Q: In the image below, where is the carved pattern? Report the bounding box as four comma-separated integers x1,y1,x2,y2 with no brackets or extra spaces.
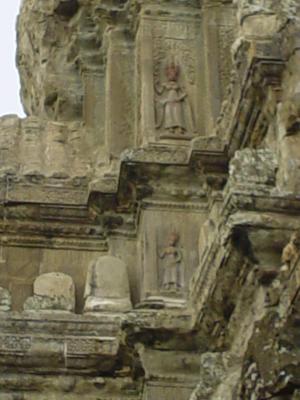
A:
0,234,107,252
0,335,32,352
141,199,207,212
163,40,196,86
152,21,197,86
66,338,117,355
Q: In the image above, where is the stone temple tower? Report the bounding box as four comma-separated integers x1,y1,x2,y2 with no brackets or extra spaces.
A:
0,0,300,398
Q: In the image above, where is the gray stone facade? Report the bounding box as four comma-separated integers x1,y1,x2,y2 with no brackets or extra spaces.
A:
0,0,299,398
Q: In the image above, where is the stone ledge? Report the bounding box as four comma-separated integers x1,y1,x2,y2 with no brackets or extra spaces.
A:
0,312,122,373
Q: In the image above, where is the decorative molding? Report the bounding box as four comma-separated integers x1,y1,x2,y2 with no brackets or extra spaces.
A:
0,334,32,353
141,198,208,212
121,146,191,165
66,336,118,356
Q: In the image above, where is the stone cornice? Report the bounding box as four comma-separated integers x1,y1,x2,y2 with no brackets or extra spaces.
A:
190,183,300,326
0,311,121,373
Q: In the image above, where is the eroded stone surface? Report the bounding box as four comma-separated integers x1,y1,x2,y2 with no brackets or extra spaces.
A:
84,255,132,313
24,272,75,312
0,0,299,398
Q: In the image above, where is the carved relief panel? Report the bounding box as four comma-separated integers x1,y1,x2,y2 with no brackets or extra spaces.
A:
137,6,203,145
138,208,204,308
159,231,185,292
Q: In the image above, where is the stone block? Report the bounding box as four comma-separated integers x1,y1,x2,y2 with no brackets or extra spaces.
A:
229,148,278,187
24,272,75,312
84,255,132,313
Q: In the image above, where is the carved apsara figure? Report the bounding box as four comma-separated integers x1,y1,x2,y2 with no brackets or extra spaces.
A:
281,230,300,269
155,63,195,136
159,231,184,291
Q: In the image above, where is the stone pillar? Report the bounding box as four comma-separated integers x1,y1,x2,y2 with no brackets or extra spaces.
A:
83,70,106,151
20,117,44,176
137,14,156,144
202,1,237,134
105,27,135,158
45,122,69,178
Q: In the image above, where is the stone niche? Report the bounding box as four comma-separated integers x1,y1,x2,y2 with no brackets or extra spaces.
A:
0,246,104,312
136,1,237,144
83,255,132,313
138,207,204,309
136,3,203,145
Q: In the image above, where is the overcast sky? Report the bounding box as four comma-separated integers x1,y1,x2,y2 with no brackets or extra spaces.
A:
0,1,25,117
